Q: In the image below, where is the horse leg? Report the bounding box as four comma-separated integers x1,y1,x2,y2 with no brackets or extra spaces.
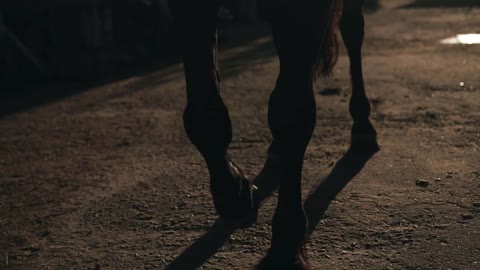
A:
257,8,324,269
171,1,253,219
340,0,380,153
257,70,315,270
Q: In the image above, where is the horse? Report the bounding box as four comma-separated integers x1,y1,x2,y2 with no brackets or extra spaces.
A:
169,0,379,269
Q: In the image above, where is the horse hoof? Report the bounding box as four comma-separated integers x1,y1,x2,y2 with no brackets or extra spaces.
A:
256,248,312,270
349,134,380,154
211,160,256,221
349,121,380,155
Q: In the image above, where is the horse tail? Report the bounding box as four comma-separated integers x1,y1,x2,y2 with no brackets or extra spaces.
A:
315,0,342,77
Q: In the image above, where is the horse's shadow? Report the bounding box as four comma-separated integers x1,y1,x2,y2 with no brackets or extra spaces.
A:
164,147,377,269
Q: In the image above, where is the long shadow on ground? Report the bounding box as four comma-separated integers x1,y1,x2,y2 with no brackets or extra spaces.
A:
164,147,378,269
0,23,273,118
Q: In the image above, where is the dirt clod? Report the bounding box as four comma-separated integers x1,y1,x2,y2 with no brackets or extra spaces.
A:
415,179,430,187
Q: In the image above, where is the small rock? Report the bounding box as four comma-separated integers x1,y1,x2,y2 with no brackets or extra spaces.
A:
462,214,474,220
473,202,480,208
434,177,442,182
416,179,429,187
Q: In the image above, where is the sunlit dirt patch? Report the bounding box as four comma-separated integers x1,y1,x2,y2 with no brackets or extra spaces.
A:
441,34,480,45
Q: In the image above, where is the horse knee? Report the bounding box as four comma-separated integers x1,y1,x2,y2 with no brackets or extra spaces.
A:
183,99,232,159
268,89,316,148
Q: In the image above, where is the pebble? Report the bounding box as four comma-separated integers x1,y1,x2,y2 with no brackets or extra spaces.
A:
473,202,480,208
462,214,474,220
416,179,429,187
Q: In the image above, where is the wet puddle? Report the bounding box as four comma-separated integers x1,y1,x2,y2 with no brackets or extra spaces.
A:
441,34,480,45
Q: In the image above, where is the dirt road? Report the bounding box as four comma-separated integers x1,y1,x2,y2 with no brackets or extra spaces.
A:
1,3,479,270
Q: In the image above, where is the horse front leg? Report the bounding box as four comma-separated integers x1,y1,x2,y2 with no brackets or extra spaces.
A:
256,68,315,270
256,12,320,263
171,1,253,219
340,0,380,153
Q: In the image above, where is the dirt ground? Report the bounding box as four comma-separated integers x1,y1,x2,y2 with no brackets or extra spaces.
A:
1,2,479,270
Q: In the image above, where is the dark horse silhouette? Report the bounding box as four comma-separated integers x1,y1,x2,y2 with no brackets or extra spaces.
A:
169,0,379,269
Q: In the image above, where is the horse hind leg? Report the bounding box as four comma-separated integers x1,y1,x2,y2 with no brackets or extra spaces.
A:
340,0,380,153
171,1,254,219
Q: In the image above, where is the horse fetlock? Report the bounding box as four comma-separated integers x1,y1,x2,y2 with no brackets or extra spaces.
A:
271,208,308,247
349,94,371,118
